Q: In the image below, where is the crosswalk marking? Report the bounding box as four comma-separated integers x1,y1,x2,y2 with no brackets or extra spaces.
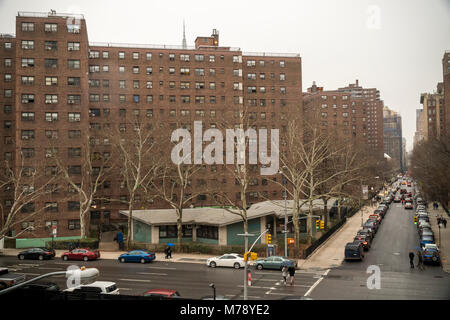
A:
119,279,152,283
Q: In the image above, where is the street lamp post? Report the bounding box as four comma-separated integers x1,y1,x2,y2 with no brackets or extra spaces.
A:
0,267,99,296
283,190,288,257
209,283,216,300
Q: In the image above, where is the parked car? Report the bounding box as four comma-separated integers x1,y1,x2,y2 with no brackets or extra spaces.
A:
20,282,60,291
405,202,414,210
416,205,426,212
143,289,181,298
364,221,378,233
420,229,434,239
357,228,374,241
418,221,431,232
369,214,382,224
423,246,440,265
118,250,156,264
420,235,435,248
17,248,55,261
253,256,297,270
353,234,371,251
206,253,245,269
344,242,364,261
416,214,429,223
64,281,119,294
62,248,100,261
0,268,26,290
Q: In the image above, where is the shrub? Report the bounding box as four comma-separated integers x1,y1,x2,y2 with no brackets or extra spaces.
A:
46,238,99,250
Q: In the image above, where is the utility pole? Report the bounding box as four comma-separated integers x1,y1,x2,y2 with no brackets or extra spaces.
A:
283,190,288,257
238,229,268,300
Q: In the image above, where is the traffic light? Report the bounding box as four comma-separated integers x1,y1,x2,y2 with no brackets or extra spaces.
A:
414,216,418,224
244,252,257,261
316,220,320,230
266,233,272,244
320,220,324,230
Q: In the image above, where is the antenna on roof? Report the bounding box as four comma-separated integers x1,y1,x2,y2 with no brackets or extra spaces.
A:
182,19,187,49
49,9,56,16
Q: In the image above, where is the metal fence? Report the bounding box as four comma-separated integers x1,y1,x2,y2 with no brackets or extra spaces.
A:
302,206,358,259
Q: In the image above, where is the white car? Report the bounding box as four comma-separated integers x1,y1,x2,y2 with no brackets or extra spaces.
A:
64,281,120,294
206,253,245,269
423,243,439,250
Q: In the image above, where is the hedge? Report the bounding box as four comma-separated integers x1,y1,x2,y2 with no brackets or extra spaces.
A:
45,238,99,250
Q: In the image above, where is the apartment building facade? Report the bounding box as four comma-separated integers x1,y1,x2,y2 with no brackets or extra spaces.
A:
419,82,444,141
383,106,403,172
443,51,450,137
337,80,384,158
0,12,302,239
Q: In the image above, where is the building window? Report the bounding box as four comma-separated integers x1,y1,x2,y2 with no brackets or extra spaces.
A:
21,76,34,85
21,58,34,67
45,112,58,122
45,59,58,68
195,54,204,62
180,54,190,61
169,53,175,61
68,59,80,69
21,94,35,104
45,77,58,86
21,40,34,49
68,220,81,230
44,41,57,51
45,23,57,32
196,226,218,240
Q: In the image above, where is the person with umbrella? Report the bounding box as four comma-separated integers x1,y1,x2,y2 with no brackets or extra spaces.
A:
408,251,415,269
165,243,174,259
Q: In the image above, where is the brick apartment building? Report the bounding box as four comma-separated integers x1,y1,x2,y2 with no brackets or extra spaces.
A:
0,12,302,239
303,81,384,159
419,82,445,141
337,80,385,157
443,51,450,137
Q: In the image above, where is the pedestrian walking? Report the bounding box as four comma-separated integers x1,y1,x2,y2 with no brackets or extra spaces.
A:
408,251,415,269
443,218,447,228
117,230,124,251
281,265,288,285
68,242,73,252
165,246,172,259
288,264,296,286
416,250,424,270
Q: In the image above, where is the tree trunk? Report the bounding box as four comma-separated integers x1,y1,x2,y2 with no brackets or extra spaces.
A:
80,209,86,239
293,194,301,252
127,194,135,250
323,197,330,228
177,208,183,244
307,200,313,243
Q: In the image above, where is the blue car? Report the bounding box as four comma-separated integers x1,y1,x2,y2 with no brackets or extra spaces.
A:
118,250,156,264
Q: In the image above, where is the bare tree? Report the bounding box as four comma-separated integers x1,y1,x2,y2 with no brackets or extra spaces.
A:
51,134,111,239
112,120,161,249
0,155,57,240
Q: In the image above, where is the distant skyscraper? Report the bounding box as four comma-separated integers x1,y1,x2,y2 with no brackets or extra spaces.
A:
383,106,403,172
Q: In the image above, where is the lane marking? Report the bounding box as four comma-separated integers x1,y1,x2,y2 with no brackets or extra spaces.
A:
226,295,260,299
137,272,168,276
304,269,330,297
22,273,40,276
119,279,152,283
37,267,63,270
145,266,176,270
118,288,133,291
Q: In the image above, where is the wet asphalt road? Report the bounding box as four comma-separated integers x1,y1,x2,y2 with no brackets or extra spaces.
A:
309,198,450,300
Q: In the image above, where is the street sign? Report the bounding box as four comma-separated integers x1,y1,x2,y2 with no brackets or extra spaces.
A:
320,220,324,230
287,238,295,245
52,225,57,237
362,185,369,200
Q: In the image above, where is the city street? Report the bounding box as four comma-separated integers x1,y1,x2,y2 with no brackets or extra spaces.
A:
0,255,327,299
309,199,450,299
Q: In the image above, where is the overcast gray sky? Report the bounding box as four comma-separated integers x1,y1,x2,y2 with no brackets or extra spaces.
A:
1,0,449,152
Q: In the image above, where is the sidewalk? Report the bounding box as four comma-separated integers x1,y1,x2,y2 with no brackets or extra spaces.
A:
299,204,377,270
428,205,449,273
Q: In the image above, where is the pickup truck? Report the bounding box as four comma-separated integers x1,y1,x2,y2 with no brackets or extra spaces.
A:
0,267,26,290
